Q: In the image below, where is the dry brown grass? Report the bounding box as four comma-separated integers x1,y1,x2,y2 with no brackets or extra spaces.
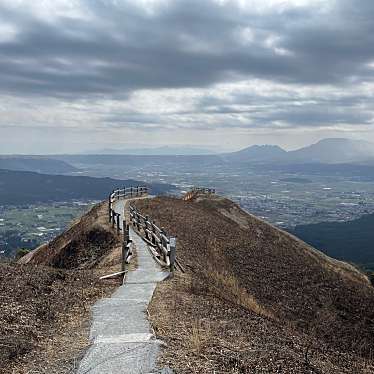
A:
138,195,374,373
0,263,120,374
207,270,274,320
2,201,125,373
187,320,212,354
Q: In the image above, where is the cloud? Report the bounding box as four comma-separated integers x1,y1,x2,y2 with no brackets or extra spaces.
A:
1,0,374,98
0,0,374,151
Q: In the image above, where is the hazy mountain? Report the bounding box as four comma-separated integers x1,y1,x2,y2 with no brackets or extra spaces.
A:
224,144,287,161
288,138,374,163
0,169,174,205
6,138,373,176
225,138,374,164
0,157,77,174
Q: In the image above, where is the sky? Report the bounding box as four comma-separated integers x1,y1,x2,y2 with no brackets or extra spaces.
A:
0,0,374,153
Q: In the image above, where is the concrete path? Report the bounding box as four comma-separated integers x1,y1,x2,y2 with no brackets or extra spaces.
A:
77,199,170,374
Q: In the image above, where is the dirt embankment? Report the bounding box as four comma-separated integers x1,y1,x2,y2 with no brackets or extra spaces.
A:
1,201,123,374
20,202,120,269
135,195,374,373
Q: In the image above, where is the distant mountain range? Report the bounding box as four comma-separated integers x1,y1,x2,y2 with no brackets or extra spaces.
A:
0,169,173,205
86,138,373,163
1,139,374,178
0,156,77,174
227,138,374,164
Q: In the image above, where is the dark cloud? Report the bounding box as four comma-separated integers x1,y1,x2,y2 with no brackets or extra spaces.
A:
0,0,374,151
1,0,374,99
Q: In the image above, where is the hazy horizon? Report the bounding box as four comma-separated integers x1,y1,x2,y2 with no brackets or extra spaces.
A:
0,136,372,156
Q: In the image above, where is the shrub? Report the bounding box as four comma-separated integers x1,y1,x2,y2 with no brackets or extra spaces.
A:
15,248,31,260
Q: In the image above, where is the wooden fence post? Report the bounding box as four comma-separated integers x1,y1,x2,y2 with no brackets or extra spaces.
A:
145,216,150,241
116,213,121,234
112,211,116,228
138,214,141,232
122,221,130,271
152,222,156,246
108,194,112,223
169,237,176,273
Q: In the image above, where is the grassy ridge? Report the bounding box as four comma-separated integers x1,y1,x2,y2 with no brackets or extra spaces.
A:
136,195,374,373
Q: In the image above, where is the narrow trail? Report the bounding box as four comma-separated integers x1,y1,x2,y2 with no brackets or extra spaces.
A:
77,198,170,374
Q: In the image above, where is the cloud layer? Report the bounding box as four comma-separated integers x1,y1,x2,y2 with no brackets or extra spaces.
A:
0,0,373,152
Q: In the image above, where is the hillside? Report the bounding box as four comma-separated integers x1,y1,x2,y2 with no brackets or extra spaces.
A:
288,138,374,164
20,202,119,269
2,202,125,373
291,213,374,269
224,144,287,161
0,169,172,205
0,156,77,174
135,195,374,373
4,193,374,372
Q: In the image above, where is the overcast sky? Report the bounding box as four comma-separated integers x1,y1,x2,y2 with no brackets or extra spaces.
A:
0,0,373,153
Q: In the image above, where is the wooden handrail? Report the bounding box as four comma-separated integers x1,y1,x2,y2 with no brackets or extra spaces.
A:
129,204,176,271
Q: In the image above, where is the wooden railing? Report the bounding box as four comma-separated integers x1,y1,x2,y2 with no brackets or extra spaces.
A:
108,186,148,270
108,186,148,233
107,186,176,272
183,186,216,201
129,204,176,272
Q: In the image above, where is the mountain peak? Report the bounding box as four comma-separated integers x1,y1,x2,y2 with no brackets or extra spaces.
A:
290,138,374,163
227,144,287,161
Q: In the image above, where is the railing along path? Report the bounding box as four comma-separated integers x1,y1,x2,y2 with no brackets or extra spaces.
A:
108,185,176,272
129,205,176,271
183,186,216,201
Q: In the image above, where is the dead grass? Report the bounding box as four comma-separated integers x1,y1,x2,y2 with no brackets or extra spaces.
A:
207,270,274,320
2,200,125,373
187,319,212,354
138,195,374,373
150,272,374,373
0,263,120,374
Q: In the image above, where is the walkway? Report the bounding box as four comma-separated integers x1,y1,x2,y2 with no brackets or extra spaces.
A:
77,199,169,374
